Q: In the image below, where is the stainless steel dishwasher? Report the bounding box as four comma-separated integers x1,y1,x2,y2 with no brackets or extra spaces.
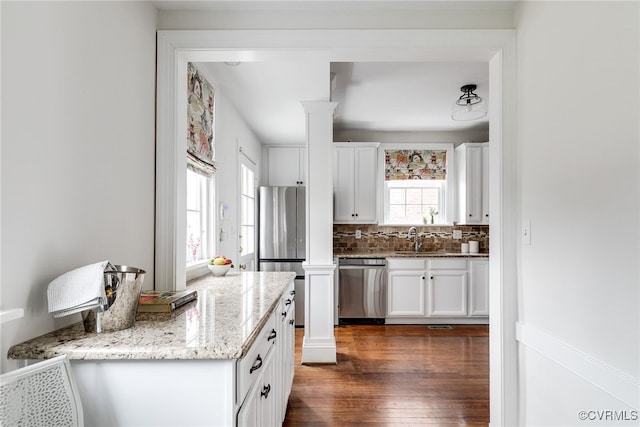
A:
338,258,387,323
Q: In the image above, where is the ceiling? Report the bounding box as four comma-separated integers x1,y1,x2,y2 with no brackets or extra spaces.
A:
199,61,489,145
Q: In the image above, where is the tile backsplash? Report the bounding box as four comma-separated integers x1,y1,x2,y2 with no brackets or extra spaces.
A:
333,224,489,254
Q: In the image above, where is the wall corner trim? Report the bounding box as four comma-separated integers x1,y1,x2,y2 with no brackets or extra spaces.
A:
516,322,640,409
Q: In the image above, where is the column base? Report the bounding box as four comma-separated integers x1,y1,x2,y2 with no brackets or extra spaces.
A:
301,262,337,364
301,336,337,364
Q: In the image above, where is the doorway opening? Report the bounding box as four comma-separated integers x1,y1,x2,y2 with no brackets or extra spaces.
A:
155,29,517,425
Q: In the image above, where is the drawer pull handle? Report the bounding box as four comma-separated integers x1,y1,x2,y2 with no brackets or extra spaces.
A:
290,290,296,295
282,311,287,318
261,384,271,399
289,319,294,325
268,329,277,341
285,299,292,306
250,355,263,374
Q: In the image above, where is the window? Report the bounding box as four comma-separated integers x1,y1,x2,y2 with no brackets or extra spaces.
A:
186,167,214,265
239,162,256,264
385,180,446,224
382,144,454,225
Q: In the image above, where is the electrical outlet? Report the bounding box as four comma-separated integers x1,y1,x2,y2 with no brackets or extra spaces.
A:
355,229,362,239
452,230,462,239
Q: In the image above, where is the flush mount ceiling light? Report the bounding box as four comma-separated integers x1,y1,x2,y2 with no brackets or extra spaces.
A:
451,84,488,121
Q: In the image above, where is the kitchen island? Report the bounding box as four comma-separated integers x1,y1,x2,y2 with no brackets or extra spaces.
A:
8,271,297,427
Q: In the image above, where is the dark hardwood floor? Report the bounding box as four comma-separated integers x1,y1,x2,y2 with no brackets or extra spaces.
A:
283,324,489,426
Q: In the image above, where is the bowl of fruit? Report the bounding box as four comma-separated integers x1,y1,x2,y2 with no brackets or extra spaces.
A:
208,256,234,277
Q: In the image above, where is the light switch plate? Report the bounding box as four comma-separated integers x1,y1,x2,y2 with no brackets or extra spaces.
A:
522,220,531,245
355,229,362,239
452,230,462,239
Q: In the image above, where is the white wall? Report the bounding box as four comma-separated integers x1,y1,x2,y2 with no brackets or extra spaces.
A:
516,2,639,424
0,1,157,373
157,6,514,31
208,87,263,265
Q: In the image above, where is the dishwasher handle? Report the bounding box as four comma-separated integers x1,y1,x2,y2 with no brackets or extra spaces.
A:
338,264,387,270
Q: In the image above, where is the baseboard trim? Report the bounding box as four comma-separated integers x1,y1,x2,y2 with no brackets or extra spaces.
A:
516,322,639,409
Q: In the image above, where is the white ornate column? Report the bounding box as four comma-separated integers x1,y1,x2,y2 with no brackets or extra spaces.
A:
301,101,337,364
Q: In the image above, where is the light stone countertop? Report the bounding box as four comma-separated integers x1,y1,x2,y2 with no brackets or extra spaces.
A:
8,271,296,361
335,251,489,258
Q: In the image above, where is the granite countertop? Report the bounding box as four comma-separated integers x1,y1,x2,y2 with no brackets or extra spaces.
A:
335,251,489,258
8,271,296,361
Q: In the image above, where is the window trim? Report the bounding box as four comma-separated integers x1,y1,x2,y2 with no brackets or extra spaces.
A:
378,142,455,226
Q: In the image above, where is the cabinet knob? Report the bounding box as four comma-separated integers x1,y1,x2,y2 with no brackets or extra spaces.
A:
469,214,472,217
430,276,434,280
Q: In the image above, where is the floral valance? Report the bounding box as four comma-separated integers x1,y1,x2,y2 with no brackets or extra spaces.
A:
187,62,216,177
384,149,447,180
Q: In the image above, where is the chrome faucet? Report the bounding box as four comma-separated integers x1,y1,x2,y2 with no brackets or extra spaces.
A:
407,226,421,253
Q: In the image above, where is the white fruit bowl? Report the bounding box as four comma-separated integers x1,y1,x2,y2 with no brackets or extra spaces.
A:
208,264,231,277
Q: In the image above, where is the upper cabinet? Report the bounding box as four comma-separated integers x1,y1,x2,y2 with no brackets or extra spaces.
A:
265,145,306,186
456,142,489,225
333,143,379,223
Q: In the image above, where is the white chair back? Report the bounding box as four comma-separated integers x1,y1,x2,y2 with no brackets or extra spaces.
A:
0,355,83,427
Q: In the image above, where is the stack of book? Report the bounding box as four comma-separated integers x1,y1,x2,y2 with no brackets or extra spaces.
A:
136,290,198,319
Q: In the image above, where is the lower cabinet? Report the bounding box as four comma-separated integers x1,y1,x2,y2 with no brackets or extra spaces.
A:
386,257,489,324
238,347,276,426
427,258,468,317
469,259,490,316
238,280,295,427
387,260,426,317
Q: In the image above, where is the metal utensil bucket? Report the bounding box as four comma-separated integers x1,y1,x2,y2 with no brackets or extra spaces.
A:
82,265,145,333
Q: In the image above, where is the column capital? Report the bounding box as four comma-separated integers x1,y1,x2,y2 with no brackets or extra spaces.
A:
300,101,338,114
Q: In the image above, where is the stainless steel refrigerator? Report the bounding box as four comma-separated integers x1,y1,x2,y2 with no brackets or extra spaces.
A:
257,186,305,325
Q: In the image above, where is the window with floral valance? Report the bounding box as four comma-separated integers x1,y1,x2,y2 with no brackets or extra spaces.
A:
384,149,447,180
381,146,453,225
187,62,216,177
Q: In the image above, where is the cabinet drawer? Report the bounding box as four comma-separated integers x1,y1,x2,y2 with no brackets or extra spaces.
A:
386,258,426,270
237,313,277,405
428,258,468,270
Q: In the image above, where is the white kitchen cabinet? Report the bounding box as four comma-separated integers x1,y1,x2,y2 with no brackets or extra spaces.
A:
468,258,489,316
385,257,488,324
428,271,467,316
427,258,468,317
277,282,296,423
238,344,276,427
387,270,426,317
333,143,379,223
456,142,489,224
238,283,296,427
265,145,306,186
